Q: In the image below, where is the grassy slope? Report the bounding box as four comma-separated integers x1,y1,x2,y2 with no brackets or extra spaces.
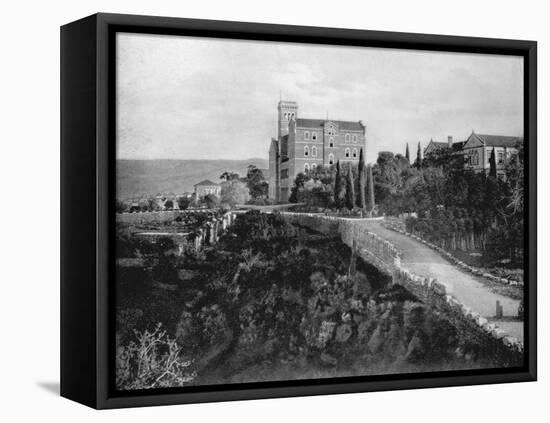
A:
117,159,268,199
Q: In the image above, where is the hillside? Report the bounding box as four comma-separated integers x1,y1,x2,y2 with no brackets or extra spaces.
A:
116,159,269,199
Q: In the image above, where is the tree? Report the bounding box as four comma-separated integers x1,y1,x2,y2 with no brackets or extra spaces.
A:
345,164,356,210
204,193,220,209
220,179,249,208
414,142,423,168
358,148,366,210
116,200,128,213
219,171,240,181
246,165,268,199
489,147,497,178
177,196,192,210
334,160,343,209
289,172,308,203
366,164,375,216
405,143,410,163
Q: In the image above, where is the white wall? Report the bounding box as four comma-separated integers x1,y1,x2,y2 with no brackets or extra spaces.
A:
1,0,546,421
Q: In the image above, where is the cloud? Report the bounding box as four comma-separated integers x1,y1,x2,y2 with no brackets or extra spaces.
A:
117,33,523,164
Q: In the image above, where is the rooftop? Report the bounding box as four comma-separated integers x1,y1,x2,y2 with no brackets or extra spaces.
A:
194,179,219,187
296,118,364,131
473,133,523,148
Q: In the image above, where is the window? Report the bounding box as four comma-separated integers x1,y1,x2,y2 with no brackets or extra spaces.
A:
304,145,309,157
328,153,335,165
352,148,357,158
312,163,317,170
304,163,310,172
345,148,350,158
312,132,317,140
469,150,479,165
312,146,317,157
345,134,350,143
304,131,310,140
281,169,289,179
329,137,334,147
352,135,357,144
327,126,336,136
498,152,504,164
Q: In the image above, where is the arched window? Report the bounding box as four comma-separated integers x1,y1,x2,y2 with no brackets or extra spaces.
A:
345,148,350,158
304,131,310,140
304,163,310,172
304,145,309,157
345,134,350,143
328,153,335,165
312,163,317,170
312,146,317,157
329,137,334,148
352,148,357,158
312,132,317,141
352,135,357,144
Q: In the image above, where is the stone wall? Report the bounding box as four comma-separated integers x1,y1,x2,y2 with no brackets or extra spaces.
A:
281,213,398,276
281,212,523,363
116,209,214,225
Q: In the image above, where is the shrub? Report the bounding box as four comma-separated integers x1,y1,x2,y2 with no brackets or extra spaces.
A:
116,324,195,390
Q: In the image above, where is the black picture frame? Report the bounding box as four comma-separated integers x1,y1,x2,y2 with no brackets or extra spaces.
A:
61,12,537,409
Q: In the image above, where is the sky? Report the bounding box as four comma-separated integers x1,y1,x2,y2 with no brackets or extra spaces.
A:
116,33,524,164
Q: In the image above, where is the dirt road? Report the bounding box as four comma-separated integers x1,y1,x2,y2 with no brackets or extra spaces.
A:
363,221,523,342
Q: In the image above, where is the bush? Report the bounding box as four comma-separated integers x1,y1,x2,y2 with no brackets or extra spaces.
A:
246,198,276,206
116,324,195,390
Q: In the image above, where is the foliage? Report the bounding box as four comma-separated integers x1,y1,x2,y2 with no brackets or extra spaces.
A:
414,142,422,168
220,179,249,208
116,200,128,213
177,196,192,210
204,193,220,209
116,324,195,390
246,165,268,199
345,164,356,210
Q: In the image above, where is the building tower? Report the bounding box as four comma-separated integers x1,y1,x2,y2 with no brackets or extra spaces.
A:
277,100,298,139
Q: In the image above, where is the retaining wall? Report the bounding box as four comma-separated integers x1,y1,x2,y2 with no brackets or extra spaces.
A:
116,209,214,225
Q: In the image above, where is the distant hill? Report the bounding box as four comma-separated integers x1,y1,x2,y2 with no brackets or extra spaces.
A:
117,159,269,199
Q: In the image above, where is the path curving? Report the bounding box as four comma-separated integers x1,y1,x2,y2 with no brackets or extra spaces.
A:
361,220,523,343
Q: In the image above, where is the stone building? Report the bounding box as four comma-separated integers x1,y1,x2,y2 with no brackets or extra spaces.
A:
461,132,522,178
424,136,466,156
423,132,522,179
268,100,366,201
194,179,221,198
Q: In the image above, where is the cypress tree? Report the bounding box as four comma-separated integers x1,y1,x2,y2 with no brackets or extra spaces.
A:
358,148,366,210
334,160,342,208
489,147,497,178
414,141,422,168
346,164,355,210
366,164,375,216
405,143,410,163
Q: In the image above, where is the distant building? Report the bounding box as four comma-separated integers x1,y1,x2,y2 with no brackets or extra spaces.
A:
269,100,366,201
462,132,522,179
424,136,466,155
194,179,221,198
423,132,522,179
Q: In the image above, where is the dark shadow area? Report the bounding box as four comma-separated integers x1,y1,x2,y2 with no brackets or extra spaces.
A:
36,381,60,396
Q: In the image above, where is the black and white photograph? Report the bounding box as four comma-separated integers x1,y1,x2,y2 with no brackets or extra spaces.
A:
114,32,526,391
